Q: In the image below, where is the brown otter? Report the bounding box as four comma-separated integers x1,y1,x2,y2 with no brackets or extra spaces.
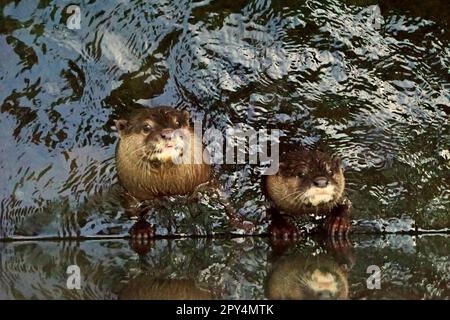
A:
115,107,252,240
265,254,349,300
264,150,351,239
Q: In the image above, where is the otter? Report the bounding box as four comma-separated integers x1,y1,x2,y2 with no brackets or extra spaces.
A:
264,150,351,239
265,254,349,300
115,107,252,240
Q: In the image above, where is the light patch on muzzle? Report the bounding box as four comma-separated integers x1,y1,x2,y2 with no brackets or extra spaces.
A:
150,134,186,162
308,270,338,294
303,185,335,206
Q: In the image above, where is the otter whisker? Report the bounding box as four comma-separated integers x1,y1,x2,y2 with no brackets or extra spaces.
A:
293,273,309,285
293,192,306,203
279,190,306,202
129,145,148,156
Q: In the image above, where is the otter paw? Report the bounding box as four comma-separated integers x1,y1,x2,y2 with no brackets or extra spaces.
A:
327,237,355,271
269,218,301,240
129,238,155,255
230,218,256,233
129,219,155,240
326,214,350,238
129,219,155,255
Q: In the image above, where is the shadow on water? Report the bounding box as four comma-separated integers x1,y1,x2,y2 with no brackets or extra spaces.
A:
0,234,448,299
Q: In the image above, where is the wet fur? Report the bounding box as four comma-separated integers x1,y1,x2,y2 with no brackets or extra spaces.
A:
266,255,348,300
118,276,212,300
115,107,211,201
264,150,346,216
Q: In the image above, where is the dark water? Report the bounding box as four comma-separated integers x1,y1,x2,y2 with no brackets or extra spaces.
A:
0,235,448,299
1,0,449,238
0,0,449,299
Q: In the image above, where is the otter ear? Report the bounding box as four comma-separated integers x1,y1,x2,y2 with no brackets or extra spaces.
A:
278,162,288,174
181,110,190,126
114,119,128,136
332,156,343,170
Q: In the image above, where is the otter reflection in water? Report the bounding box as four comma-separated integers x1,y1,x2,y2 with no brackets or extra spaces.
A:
265,245,353,300
264,150,351,239
114,107,253,241
118,276,213,300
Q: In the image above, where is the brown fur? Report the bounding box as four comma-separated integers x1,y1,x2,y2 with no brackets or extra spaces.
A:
115,107,211,201
266,255,348,300
264,150,345,216
118,277,213,300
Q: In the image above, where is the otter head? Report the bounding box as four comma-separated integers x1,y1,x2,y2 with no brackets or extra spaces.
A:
115,107,191,165
114,107,210,199
267,151,345,212
302,267,347,299
266,255,349,300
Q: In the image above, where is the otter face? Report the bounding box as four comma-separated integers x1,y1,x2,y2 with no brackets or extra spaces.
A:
266,256,349,300
115,107,191,164
282,151,343,206
268,151,345,211
305,269,341,299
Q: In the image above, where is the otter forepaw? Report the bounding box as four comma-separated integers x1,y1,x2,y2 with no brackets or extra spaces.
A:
129,219,155,255
327,237,355,272
130,218,155,255
230,217,256,233
269,217,301,240
130,218,155,239
326,214,350,238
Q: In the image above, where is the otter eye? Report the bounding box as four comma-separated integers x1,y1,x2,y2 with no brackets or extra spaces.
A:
142,124,152,134
328,169,334,175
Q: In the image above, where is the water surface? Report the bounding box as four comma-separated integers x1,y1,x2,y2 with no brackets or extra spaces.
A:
0,235,448,299
0,1,449,239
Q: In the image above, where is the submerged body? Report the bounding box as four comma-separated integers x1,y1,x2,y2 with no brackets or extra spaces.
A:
264,150,351,238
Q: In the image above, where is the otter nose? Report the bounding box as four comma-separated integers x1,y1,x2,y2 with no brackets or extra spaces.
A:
317,290,333,299
313,177,329,188
160,129,174,140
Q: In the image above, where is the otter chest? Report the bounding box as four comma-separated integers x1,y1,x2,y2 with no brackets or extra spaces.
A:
118,162,210,200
